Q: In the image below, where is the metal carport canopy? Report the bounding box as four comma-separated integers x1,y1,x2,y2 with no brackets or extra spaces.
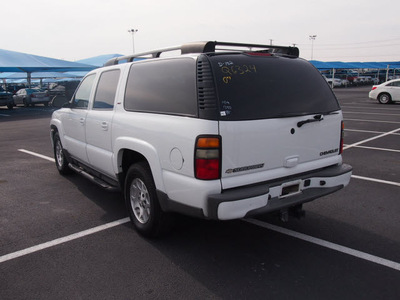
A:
309,60,400,70
0,49,96,73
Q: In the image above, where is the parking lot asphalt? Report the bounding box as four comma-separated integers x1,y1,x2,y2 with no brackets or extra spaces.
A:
0,86,399,299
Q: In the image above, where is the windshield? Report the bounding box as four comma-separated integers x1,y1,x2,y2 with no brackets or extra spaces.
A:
208,54,340,121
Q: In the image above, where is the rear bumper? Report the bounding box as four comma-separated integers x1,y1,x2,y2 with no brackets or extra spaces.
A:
368,91,377,99
207,163,352,220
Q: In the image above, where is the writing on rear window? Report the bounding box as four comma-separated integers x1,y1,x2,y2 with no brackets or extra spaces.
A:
219,64,257,84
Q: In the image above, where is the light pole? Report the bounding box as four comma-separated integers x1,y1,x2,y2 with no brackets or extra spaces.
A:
309,35,317,60
128,29,138,54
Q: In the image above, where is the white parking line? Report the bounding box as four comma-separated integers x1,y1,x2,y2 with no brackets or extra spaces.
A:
18,149,55,162
245,219,400,271
0,218,130,264
341,105,400,112
351,175,400,187
343,128,400,150
343,111,400,117
344,144,400,153
345,118,400,124
1,216,399,273
7,149,399,271
345,129,400,136
0,113,11,117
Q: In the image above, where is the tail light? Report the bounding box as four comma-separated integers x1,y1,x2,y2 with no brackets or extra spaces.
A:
339,121,344,154
195,136,221,180
371,86,377,90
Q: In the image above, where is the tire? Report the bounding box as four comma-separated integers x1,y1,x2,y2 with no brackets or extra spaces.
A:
7,103,13,110
378,93,392,104
23,99,28,107
124,162,169,237
53,132,72,175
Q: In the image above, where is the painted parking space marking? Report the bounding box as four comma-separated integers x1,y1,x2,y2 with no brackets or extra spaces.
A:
343,111,400,117
345,118,400,124
10,149,399,270
343,104,400,108
2,215,399,273
351,175,400,187
344,144,400,153
18,149,55,162
343,128,400,150
0,218,130,264
345,129,400,136
245,219,400,272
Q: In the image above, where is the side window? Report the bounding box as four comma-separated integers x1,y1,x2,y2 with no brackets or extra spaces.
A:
93,69,120,109
72,74,95,108
124,59,197,116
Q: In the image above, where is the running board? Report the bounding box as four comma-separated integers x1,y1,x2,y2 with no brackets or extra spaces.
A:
68,163,119,191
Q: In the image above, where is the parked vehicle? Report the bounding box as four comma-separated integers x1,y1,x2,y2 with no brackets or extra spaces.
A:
0,87,14,109
326,77,343,87
369,78,400,104
47,84,66,97
13,88,51,107
50,41,352,237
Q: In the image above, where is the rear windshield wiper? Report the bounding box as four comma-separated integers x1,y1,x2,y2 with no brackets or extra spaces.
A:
297,114,324,128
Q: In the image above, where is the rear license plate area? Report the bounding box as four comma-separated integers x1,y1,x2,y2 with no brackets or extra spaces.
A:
279,180,301,198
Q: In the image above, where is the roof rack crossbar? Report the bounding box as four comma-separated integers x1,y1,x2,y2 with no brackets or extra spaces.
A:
104,41,299,66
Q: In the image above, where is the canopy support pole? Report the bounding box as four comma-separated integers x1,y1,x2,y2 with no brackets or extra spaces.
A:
386,65,389,82
27,72,31,88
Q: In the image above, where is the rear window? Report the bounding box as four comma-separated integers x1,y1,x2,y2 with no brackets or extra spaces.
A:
208,54,340,121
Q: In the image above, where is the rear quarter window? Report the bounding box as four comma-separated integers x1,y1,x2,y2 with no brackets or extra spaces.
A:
209,54,340,121
124,58,197,117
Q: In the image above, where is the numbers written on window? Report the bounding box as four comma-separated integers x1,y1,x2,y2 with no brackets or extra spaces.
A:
219,64,257,84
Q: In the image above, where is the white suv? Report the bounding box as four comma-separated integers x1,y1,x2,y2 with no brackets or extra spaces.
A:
50,41,352,237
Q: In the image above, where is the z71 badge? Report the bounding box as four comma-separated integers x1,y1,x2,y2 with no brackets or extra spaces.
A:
225,163,264,174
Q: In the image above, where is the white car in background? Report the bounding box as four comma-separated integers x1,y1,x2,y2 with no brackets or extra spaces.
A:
369,78,400,104
326,77,343,87
13,88,51,107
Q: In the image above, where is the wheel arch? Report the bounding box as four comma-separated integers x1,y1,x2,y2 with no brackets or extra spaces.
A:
378,92,392,103
50,118,64,146
114,138,164,192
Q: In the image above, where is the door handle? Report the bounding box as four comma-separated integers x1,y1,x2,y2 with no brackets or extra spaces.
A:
101,121,108,131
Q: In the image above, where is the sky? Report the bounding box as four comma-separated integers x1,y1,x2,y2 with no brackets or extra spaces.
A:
2,0,400,63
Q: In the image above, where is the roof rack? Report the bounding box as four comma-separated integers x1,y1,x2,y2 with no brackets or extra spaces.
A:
104,41,299,66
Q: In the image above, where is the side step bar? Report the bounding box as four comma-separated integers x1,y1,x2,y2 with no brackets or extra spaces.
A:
68,163,119,192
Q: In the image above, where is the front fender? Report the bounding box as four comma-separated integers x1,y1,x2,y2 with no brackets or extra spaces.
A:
50,115,66,147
